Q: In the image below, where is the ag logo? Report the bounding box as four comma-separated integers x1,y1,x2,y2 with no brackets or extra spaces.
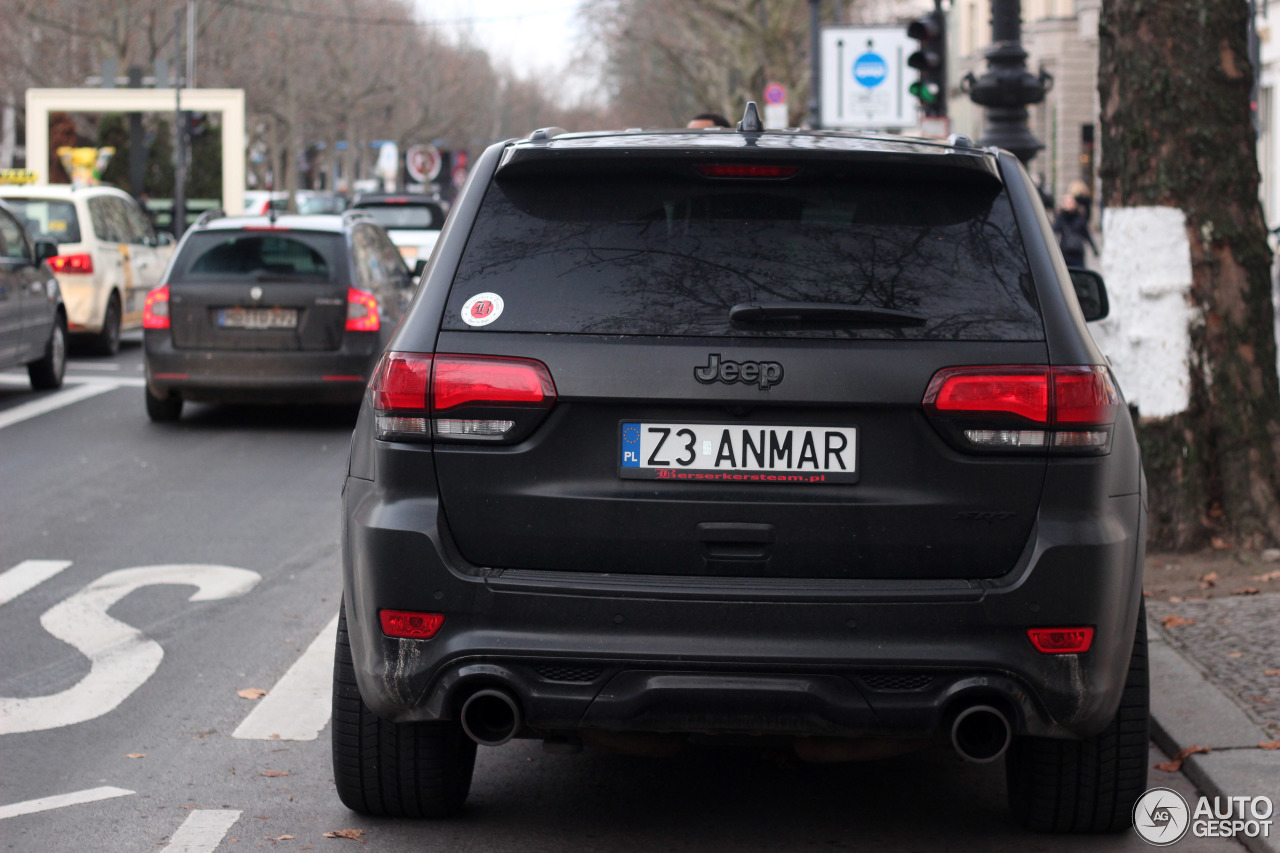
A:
1133,787,1190,846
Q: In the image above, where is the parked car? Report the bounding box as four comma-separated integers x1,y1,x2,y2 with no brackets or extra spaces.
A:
347,193,446,267
0,200,66,390
242,190,346,217
0,184,175,354
335,113,1148,832
141,211,413,421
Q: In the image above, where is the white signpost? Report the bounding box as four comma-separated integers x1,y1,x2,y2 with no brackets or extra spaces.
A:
820,26,915,131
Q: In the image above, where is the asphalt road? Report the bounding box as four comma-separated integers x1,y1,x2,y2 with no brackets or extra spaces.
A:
0,336,1243,852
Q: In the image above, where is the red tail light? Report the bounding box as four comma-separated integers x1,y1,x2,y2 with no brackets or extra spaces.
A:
345,287,380,332
1027,627,1094,654
370,352,557,442
142,284,170,329
696,163,799,179
923,366,1118,454
48,252,94,274
380,610,445,639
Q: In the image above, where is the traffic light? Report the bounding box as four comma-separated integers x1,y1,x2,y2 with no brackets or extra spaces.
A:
185,111,208,140
907,10,947,117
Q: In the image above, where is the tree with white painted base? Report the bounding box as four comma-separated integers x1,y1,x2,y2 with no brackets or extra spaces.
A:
1097,0,1280,550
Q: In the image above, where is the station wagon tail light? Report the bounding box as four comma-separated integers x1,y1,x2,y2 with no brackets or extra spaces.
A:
1027,627,1094,654
142,284,170,329
380,609,445,639
923,366,1118,455
370,352,557,442
47,252,93,274
345,287,380,332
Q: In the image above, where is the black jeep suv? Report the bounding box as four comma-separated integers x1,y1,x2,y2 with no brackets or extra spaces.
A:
336,113,1147,832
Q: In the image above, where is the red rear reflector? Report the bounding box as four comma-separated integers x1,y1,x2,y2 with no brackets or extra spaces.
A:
371,353,433,412
345,287,380,332
926,368,1049,423
697,163,799,179
379,610,445,639
432,355,556,411
1027,627,1094,654
142,284,171,329
48,252,94,274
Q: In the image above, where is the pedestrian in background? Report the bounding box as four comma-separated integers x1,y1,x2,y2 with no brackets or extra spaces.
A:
1053,191,1097,268
687,113,731,129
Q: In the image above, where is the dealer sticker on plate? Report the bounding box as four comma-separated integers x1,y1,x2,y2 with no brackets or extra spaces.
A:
619,422,857,484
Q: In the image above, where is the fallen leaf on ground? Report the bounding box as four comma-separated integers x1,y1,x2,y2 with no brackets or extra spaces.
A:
1254,569,1280,581
1260,741,1280,750
1211,536,1231,550
1199,571,1219,588
1265,669,1280,676
1153,744,1211,772
323,829,364,840
271,835,295,841
1232,587,1260,596
261,770,290,777
125,753,146,759
1228,652,1244,658
1169,596,1184,603
237,688,268,700
1161,614,1196,628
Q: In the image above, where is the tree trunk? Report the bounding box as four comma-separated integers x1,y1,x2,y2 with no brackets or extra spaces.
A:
1099,0,1280,549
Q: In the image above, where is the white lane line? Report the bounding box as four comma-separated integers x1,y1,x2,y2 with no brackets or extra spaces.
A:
233,613,338,741
65,361,120,371
0,786,134,820
160,809,242,853
0,374,145,388
0,383,116,430
0,565,262,735
0,560,72,607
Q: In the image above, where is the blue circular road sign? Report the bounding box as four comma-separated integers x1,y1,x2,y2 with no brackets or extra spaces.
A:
853,52,888,88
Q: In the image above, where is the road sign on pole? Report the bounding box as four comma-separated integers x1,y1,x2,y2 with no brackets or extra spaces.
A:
405,144,441,183
821,26,915,130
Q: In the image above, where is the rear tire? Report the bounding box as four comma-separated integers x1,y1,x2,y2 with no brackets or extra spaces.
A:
1006,604,1149,832
145,385,183,422
28,314,67,390
93,294,122,356
332,602,476,817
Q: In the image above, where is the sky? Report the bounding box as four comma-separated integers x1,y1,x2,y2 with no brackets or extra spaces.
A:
413,1,591,81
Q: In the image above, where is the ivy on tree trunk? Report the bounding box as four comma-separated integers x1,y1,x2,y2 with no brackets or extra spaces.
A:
1099,0,1280,549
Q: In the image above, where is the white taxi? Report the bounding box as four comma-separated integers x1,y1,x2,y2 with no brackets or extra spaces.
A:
0,184,176,354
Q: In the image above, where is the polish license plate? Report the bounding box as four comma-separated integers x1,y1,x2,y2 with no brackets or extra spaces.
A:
619,422,858,484
217,307,298,329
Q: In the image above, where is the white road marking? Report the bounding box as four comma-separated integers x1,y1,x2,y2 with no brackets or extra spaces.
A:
0,565,261,735
0,786,134,820
0,383,116,430
0,560,72,607
160,809,242,853
65,361,120,370
234,613,338,741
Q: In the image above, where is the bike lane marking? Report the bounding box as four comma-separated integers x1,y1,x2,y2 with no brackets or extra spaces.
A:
0,383,116,430
233,612,338,741
0,786,134,820
0,560,72,606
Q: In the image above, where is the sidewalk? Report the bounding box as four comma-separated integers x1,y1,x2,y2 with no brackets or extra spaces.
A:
1146,592,1280,853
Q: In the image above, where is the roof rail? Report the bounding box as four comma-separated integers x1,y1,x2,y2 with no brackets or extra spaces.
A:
529,126,566,142
193,208,225,228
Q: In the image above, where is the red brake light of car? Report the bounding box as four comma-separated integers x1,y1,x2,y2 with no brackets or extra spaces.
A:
142,284,170,329
242,225,291,231
379,610,445,639
432,355,557,411
696,163,799,179
923,366,1118,454
47,252,94,274
370,352,433,440
1027,627,1094,654
345,287,380,332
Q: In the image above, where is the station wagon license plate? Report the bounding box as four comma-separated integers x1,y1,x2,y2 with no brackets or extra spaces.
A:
217,307,298,329
619,422,858,484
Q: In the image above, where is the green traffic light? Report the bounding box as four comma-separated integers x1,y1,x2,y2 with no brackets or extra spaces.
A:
909,81,938,105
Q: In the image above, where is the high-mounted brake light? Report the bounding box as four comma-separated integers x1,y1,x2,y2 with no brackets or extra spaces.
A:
142,284,170,329
380,610,445,639
696,163,799,179
1027,627,1094,654
47,252,94,274
345,287,380,332
923,366,1118,455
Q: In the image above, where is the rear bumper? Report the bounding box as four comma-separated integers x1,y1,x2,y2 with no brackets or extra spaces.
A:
341,445,1146,742
144,331,379,404
58,274,105,333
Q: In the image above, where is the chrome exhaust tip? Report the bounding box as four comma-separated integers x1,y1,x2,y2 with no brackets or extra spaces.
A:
460,689,522,747
950,704,1012,763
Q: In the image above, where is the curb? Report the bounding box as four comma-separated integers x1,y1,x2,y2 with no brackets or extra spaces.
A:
1148,617,1280,853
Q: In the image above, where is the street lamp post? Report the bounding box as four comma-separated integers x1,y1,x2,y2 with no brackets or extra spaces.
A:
960,0,1052,165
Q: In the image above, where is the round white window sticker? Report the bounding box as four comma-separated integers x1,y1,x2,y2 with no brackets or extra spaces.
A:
461,292,504,327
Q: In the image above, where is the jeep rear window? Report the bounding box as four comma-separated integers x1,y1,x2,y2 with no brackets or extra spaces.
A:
444,171,1042,340
171,232,341,282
